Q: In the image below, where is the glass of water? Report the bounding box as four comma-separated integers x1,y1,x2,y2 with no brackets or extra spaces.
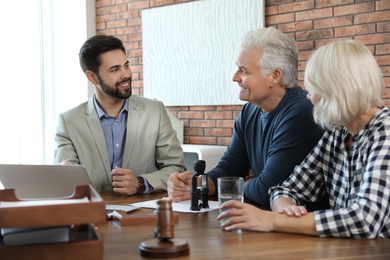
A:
217,177,244,227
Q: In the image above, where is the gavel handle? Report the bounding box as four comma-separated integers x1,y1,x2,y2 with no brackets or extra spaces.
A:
112,211,179,226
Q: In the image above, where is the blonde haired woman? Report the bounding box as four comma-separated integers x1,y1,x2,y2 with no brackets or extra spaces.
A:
218,40,390,239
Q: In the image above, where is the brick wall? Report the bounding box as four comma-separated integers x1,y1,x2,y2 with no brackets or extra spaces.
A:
96,0,390,146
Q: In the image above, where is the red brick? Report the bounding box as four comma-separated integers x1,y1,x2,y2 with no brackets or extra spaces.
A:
355,33,390,45
175,0,193,3
295,8,333,21
189,137,217,145
167,106,189,112
132,80,143,88
316,0,354,8
98,28,116,35
185,128,203,136
107,4,127,13
266,13,295,25
204,111,233,120
266,0,295,5
204,128,232,137
190,106,216,111
334,2,375,16
278,21,313,32
96,0,116,8
266,6,278,16
296,29,333,41
178,111,204,119
128,1,150,10
279,1,314,13
314,16,353,29
298,50,314,61
297,41,315,51
378,22,390,33
96,14,117,22
96,8,107,15
376,55,390,66
217,105,242,111
130,64,143,73
118,11,136,19
117,26,141,35
107,19,127,28
150,0,175,7
96,22,106,30
131,73,140,81
116,0,137,3
354,10,390,24
335,24,375,37
377,44,390,55
216,120,235,128
128,48,142,57
190,120,216,128
376,0,390,11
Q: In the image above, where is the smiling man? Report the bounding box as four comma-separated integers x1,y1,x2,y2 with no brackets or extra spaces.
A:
54,35,185,195
167,27,324,208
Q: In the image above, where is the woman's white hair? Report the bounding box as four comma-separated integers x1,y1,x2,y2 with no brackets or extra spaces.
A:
240,27,298,88
304,40,384,129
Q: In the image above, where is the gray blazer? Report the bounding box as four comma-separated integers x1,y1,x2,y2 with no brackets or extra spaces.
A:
54,95,186,193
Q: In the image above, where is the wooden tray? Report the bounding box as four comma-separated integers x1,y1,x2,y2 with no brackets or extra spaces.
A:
0,185,107,228
0,224,103,260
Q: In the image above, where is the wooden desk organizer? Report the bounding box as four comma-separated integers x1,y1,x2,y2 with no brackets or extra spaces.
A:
0,185,107,260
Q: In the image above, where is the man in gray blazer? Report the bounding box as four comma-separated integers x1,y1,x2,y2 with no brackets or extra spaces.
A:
54,35,186,195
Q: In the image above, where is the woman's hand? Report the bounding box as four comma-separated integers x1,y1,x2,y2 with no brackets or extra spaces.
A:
217,200,274,232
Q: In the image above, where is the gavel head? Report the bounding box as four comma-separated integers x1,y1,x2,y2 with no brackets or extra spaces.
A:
155,199,174,240
193,160,206,175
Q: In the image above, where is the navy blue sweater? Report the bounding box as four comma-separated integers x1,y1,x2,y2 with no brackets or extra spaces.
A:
207,87,324,207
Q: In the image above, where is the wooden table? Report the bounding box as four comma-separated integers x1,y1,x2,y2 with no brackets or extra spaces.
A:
99,193,390,260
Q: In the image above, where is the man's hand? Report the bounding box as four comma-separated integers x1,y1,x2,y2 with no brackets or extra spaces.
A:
167,171,192,202
111,168,138,195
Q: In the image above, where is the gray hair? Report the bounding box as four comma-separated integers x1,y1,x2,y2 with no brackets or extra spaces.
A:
304,40,384,129
240,27,298,88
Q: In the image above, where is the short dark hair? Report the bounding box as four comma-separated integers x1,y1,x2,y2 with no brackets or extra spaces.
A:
79,34,126,74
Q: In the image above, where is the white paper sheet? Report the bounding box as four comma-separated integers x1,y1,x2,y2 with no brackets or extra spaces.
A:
130,198,219,213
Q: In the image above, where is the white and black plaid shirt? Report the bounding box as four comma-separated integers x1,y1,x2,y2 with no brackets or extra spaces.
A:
270,107,390,239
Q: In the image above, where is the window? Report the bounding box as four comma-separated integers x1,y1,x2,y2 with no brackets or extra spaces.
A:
0,0,95,164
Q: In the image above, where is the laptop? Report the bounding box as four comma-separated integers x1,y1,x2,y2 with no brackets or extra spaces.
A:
0,164,94,199
0,164,139,216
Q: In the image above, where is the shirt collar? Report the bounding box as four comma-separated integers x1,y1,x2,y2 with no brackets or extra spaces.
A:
93,95,129,119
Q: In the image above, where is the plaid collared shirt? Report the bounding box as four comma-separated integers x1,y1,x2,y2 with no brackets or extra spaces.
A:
270,107,390,239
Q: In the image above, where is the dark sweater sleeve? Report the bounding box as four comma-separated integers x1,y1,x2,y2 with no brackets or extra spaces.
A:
244,99,324,207
207,105,252,192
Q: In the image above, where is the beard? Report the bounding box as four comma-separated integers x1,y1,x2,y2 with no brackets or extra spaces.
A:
97,74,132,99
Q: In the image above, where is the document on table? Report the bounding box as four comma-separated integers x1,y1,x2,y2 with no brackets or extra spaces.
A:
130,198,219,213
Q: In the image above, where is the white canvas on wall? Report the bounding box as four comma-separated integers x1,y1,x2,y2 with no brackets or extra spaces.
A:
142,0,264,106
